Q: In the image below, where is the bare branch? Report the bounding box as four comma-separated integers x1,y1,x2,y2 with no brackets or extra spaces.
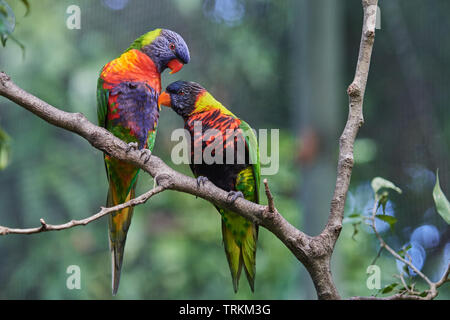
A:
350,294,429,301
263,179,275,213
321,0,378,246
305,0,379,300
0,186,165,235
436,264,450,287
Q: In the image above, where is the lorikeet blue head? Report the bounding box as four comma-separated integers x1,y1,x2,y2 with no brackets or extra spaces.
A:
129,28,190,74
159,80,205,117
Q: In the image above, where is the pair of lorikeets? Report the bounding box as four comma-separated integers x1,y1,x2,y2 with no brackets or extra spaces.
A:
97,28,260,295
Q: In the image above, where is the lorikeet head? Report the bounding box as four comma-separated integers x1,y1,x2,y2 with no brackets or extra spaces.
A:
129,28,190,74
158,81,206,118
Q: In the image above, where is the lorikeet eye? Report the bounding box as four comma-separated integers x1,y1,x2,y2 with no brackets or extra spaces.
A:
169,43,176,51
179,90,185,96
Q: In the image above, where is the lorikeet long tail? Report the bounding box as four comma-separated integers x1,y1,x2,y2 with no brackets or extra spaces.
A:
221,208,258,292
221,163,259,292
106,178,137,295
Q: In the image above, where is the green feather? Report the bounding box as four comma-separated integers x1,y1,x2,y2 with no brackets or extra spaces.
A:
239,120,260,202
96,76,108,128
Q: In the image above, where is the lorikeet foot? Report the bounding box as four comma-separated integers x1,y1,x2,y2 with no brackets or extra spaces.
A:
126,142,138,153
227,191,244,203
139,149,152,163
196,176,209,188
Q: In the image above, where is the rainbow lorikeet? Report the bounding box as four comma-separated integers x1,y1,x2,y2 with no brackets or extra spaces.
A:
97,29,190,295
158,81,260,292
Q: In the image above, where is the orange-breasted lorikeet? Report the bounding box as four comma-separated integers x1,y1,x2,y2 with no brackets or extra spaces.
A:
159,81,260,292
97,29,190,295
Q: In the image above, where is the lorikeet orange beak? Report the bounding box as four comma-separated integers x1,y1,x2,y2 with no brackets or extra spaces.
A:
158,91,172,108
168,59,184,74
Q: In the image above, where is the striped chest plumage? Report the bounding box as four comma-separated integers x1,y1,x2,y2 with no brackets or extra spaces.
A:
185,109,250,191
185,109,247,160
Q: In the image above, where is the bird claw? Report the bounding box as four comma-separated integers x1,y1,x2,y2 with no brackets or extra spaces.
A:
140,149,152,164
196,176,208,188
126,142,138,153
227,191,244,203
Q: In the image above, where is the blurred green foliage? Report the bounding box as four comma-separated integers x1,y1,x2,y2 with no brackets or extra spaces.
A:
0,0,448,299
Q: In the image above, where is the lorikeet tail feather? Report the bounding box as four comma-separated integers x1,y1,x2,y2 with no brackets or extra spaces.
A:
222,220,258,292
222,220,242,293
107,182,136,295
241,224,258,292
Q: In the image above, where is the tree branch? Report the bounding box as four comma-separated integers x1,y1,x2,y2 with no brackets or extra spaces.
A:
0,185,165,235
305,0,379,299
263,179,275,213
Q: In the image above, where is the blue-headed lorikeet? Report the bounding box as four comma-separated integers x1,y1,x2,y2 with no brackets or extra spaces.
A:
97,29,190,295
158,81,260,292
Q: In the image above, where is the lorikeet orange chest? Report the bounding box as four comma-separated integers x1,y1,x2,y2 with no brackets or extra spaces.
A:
100,49,161,149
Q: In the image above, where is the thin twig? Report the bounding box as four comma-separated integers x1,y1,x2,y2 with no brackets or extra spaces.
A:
368,200,434,287
0,185,165,235
263,179,275,213
352,199,450,300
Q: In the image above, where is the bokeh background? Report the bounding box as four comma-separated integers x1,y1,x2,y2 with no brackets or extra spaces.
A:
0,0,449,299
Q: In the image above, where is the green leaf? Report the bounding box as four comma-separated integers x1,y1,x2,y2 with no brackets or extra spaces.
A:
403,264,410,277
351,222,360,241
433,169,450,224
20,0,30,16
397,244,412,258
0,4,7,17
380,283,398,294
0,0,15,47
0,0,25,55
371,177,402,199
0,126,11,170
375,214,397,231
343,213,363,225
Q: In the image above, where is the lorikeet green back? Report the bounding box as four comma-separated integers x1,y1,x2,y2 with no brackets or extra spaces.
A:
97,29,190,295
159,81,260,292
